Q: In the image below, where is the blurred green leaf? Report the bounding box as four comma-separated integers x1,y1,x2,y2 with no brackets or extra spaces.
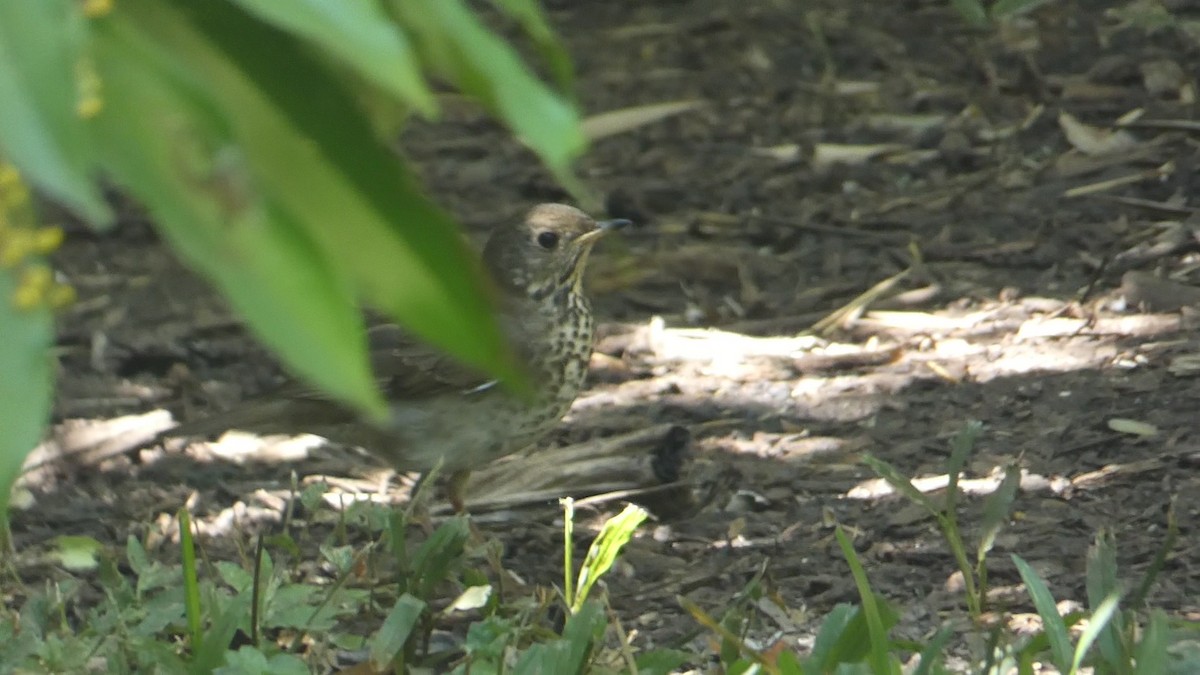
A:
392,0,585,184
89,8,389,417
173,0,523,393
0,0,111,224
228,0,437,117
0,269,53,532
492,0,575,93
775,648,804,675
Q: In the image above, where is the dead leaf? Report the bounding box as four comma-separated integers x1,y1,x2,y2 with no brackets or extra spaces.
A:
582,100,704,141
812,142,906,169
1058,111,1140,155
1107,418,1158,436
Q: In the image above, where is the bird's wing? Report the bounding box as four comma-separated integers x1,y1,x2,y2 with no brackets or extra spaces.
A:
363,324,497,400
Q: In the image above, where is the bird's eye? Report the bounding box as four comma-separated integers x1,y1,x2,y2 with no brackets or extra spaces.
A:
536,231,559,250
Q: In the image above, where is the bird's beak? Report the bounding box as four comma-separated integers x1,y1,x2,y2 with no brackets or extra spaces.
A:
599,218,633,231
577,218,632,246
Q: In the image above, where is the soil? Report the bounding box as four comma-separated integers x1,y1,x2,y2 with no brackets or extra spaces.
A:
12,0,1200,670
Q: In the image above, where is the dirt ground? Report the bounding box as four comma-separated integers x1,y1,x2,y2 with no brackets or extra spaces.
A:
13,0,1200,668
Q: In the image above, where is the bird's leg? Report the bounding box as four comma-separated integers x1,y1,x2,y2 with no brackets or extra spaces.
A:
447,469,472,514
447,468,489,543
404,471,436,534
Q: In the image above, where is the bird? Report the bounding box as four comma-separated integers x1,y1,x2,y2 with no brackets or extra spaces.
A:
166,204,630,512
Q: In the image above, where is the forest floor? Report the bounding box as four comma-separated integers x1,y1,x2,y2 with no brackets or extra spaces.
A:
13,0,1200,669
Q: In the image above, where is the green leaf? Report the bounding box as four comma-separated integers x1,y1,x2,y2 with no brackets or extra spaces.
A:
836,526,899,673
1134,610,1168,675
0,268,53,537
146,0,521,395
227,0,436,116
463,616,513,662
411,516,469,598
369,594,426,669
215,647,308,675
1012,554,1073,672
193,591,253,675
1085,530,1128,670
0,0,111,224
775,648,804,675
945,420,982,502
977,462,1020,564
634,649,692,675
515,601,604,675
805,603,858,670
1084,530,1118,605
392,0,585,183
561,602,605,673
913,624,954,675
573,503,648,613
179,510,204,657
861,454,940,515
125,536,152,578
1071,592,1122,673
90,7,386,417
51,535,104,571
491,0,575,93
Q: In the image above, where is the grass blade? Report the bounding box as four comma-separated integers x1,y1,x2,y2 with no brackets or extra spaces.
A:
861,454,940,515
1071,591,1122,673
178,509,203,656
562,497,576,610
1012,554,1072,672
977,463,1020,565
836,525,896,674
1133,610,1169,675
369,594,426,670
572,504,647,614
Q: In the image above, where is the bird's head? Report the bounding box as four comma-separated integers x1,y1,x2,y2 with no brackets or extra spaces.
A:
482,204,630,300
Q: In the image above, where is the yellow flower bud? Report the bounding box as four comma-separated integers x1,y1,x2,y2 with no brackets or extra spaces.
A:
1,230,32,266
47,283,77,309
20,264,53,293
11,279,43,311
33,226,65,254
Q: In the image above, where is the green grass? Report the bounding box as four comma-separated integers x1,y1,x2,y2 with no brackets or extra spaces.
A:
2,424,1195,673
